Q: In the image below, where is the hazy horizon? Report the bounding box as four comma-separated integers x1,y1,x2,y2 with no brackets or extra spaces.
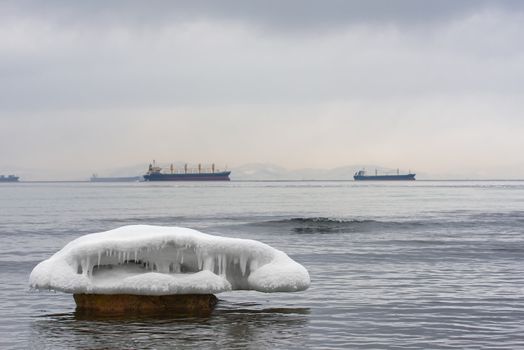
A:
2,1,524,179
6,160,524,181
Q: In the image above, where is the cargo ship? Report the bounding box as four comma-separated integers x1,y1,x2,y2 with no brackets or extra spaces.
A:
354,169,415,181
143,161,231,181
90,174,142,182
0,175,19,182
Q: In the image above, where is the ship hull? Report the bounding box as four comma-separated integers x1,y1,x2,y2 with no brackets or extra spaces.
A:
144,171,231,181
354,174,416,181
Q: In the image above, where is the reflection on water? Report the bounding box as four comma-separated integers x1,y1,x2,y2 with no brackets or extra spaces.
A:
30,302,310,350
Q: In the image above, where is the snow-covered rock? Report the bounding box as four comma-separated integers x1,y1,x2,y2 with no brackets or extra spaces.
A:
29,225,310,295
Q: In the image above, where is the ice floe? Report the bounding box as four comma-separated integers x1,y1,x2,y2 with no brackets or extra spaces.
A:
29,225,310,295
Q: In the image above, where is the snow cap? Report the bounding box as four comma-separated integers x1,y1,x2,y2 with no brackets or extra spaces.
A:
30,225,310,295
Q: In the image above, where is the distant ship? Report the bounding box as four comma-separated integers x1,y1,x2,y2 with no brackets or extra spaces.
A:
90,174,142,182
0,175,19,182
143,161,231,181
354,169,416,181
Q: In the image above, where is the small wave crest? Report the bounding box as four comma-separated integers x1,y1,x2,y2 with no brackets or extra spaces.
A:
252,217,422,234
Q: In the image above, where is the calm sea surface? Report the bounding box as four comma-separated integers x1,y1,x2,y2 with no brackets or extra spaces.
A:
1,181,524,349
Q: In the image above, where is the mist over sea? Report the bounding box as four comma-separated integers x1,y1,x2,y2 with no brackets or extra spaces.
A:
1,181,524,349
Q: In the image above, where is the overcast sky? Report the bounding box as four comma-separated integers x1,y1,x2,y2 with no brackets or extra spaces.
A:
1,0,523,179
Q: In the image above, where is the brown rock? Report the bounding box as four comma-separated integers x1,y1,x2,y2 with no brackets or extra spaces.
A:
73,293,218,315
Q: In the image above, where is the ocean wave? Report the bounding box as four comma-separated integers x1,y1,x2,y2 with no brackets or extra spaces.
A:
250,217,426,234
248,212,524,234
82,211,524,235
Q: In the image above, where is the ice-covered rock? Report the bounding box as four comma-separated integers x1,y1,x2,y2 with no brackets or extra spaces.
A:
29,225,310,295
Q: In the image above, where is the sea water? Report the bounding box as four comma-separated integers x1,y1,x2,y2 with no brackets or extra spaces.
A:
1,181,523,349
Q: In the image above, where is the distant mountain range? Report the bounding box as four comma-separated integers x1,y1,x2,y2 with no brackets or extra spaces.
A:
229,163,419,180
98,162,421,181
6,162,427,181
9,161,524,181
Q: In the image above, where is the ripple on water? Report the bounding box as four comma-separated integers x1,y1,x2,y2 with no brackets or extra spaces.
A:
2,182,524,349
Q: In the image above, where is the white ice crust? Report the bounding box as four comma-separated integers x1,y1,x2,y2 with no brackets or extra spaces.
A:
29,225,310,295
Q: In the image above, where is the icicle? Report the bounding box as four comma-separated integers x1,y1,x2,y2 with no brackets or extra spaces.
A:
97,251,101,267
134,249,138,261
197,253,203,271
86,256,91,276
240,254,247,276
203,256,213,272
222,254,227,277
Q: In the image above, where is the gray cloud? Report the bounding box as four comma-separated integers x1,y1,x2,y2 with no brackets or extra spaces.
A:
4,0,524,30
1,1,524,179
2,7,523,111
